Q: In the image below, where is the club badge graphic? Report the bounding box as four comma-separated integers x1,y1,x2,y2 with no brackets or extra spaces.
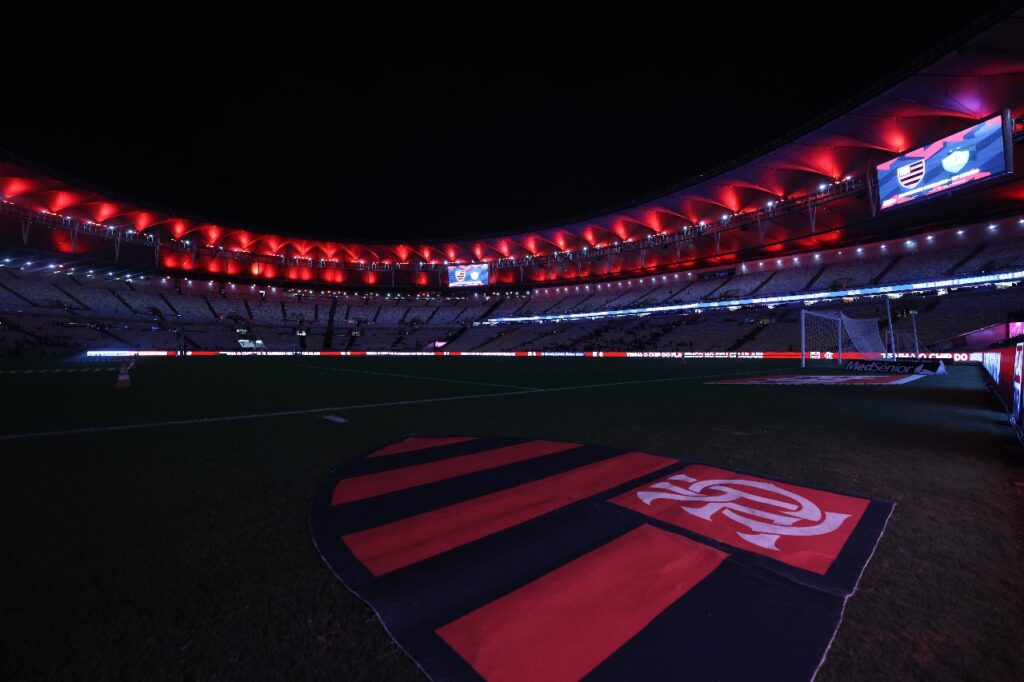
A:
941,147,971,174
632,473,851,550
612,463,871,573
311,437,892,681
454,268,466,282
897,159,926,189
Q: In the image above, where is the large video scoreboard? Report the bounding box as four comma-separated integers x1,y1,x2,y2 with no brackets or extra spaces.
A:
876,111,1013,211
447,263,489,287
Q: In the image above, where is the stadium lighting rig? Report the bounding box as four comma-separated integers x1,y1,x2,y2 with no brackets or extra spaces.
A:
0,173,866,281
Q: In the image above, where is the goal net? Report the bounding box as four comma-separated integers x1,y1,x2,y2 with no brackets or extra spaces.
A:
892,330,925,355
800,309,887,367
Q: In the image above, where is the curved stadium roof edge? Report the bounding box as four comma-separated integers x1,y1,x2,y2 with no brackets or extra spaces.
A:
1,4,1024,285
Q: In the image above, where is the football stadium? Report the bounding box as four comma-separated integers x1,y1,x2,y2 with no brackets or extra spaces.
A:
2,5,1024,682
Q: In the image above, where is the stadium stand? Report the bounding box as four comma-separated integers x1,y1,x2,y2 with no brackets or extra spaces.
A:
809,256,893,291
2,231,1024,356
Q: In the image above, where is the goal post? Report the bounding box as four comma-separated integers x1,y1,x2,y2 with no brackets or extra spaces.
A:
800,309,887,367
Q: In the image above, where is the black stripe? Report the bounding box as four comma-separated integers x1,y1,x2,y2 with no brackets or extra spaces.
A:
326,442,636,535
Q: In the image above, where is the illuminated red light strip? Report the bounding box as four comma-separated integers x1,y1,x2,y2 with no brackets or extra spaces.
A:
341,451,676,576
83,349,974,361
332,439,580,505
436,524,728,682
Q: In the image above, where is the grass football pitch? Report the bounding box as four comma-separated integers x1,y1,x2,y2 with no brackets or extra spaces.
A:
0,356,1022,681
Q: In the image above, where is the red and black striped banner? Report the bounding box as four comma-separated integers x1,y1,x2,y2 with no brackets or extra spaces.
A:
310,436,893,681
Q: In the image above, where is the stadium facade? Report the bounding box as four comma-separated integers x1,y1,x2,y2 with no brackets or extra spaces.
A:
1,10,1023,290
1,7,1023,359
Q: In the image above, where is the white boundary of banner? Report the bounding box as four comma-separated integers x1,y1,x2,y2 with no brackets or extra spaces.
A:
811,504,896,681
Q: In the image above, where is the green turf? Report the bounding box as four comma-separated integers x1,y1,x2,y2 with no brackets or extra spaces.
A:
1,357,1022,681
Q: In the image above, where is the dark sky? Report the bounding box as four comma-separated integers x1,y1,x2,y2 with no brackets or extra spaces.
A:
0,3,1008,242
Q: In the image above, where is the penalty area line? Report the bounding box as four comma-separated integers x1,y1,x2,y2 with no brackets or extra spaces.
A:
0,367,770,441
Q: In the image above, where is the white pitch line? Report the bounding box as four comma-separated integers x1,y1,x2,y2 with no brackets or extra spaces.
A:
0,367,770,441
0,367,118,375
298,363,537,390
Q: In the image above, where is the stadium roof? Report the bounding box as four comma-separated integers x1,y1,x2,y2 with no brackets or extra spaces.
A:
1,7,1023,287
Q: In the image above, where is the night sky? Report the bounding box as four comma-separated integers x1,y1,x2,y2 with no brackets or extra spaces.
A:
0,4,1007,242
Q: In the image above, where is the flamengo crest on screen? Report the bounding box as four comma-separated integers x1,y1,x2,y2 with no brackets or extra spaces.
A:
897,159,926,189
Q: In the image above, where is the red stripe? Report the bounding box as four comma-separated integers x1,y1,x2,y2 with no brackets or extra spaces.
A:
333,440,579,505
342,452,676,575
368,436,479,458
437,524,727,682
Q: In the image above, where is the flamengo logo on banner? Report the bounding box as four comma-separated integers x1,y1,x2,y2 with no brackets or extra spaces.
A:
612,464,870,574
635,473,850,551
